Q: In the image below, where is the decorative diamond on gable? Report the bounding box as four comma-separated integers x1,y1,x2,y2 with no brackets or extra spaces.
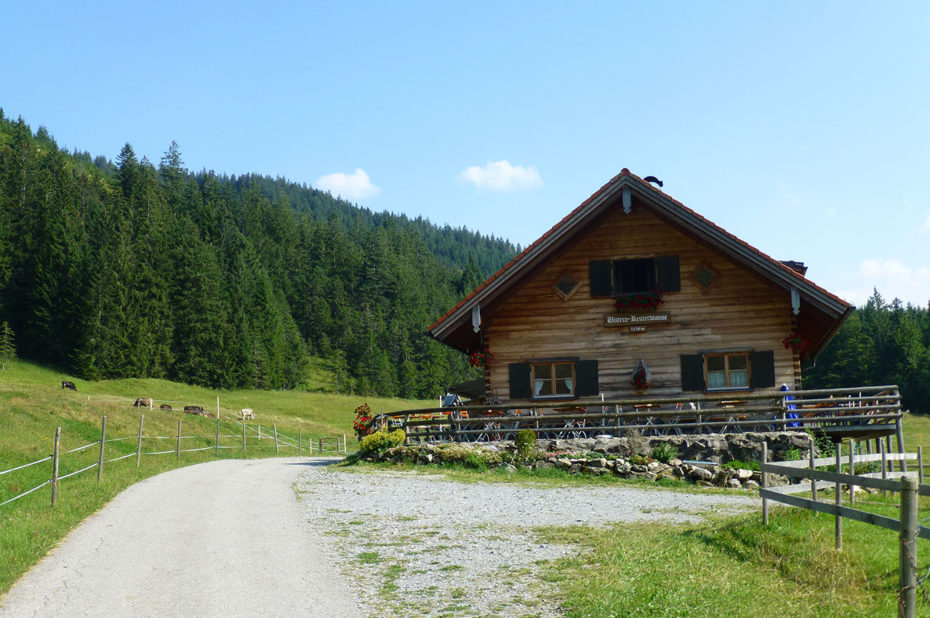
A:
555,274,581,300
691,262,720,291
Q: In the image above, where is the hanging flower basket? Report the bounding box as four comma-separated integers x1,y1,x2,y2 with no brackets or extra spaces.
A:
632,360,650,390
615,291,664,311
353,403,373,440
782,330,809,354
469,350,492,368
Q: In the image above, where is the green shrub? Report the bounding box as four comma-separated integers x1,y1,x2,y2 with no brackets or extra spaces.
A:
723,459,760,471
651,442,679,464
514,429,537,460
464,451,489,471
360,428,406,454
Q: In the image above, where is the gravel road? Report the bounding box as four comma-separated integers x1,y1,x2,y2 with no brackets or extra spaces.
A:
0,459,758,617
0,458,360,618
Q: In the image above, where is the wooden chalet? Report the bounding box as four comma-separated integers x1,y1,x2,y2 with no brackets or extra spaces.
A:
429,169,850,401
381,169,903,447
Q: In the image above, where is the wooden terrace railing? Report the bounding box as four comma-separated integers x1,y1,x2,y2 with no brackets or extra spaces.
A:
374,385,903,445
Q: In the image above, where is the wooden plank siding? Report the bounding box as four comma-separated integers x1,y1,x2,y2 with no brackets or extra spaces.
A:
483,203,799,401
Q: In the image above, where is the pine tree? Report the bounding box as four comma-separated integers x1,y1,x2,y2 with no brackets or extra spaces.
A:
0,321,15,369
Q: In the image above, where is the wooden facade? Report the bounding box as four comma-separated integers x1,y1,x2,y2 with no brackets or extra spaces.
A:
429,170,852,405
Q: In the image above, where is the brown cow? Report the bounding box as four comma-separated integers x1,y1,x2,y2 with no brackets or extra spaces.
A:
184,405,204,416
133,398,153,408
160,404,173,411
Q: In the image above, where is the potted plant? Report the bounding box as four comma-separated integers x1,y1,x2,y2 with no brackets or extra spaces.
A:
782,330,809,354
615,290,664,311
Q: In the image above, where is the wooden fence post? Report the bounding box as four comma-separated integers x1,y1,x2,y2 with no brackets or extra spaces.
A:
900,475,918,618
918,447,924,487
897,415,908,473
215,414,220,457
97,416,107,483
835,445,843,550
242,421,246,454
343,434,347,454
319,437,323,454
848,440,856,502
761,442,768,525
882,440,889,498
176,419,181,460
258,425,262,441
273,424,279,454
51,426,61,507
809,435,818,501
136,414,144,469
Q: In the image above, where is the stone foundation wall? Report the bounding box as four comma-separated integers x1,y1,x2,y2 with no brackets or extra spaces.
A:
368,432,818,490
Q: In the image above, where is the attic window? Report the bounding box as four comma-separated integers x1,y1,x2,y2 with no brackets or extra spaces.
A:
692,262,719,292
555,274,581,300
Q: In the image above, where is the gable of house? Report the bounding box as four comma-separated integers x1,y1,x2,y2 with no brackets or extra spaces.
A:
429,169,852,401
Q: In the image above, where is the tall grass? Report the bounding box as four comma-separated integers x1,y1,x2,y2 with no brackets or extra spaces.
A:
0,358,429,594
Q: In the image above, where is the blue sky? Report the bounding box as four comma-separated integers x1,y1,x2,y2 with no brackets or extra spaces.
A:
3,1,929,306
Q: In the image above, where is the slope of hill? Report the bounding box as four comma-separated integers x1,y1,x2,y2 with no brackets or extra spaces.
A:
0,112,516,397
0,357,427,593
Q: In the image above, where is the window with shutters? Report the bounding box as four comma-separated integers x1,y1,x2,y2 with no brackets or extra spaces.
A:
509,359,599,400
680,350,775,392
532,362,575,397
590,256,680,297
705,352,749,390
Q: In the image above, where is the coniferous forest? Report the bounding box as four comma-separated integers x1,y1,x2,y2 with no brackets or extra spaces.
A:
0,113,516,397
1,113,928,412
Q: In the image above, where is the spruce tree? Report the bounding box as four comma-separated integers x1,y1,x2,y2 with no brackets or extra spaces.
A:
0,321,15,369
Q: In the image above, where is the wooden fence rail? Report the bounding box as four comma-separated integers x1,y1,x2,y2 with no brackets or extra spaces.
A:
760,439,928,617
0,415,348,510
378,385,903,446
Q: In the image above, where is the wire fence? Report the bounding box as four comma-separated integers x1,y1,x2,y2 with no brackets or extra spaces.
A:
0,414,348,510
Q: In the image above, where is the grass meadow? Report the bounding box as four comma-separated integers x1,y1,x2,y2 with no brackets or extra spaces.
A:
0,358,428,594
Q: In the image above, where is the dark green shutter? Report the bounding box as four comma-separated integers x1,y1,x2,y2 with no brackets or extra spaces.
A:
656,256,681,292
575,360,599,396
680,354,704,391
589,260,612,296
509,363,532,399
750,351,776,389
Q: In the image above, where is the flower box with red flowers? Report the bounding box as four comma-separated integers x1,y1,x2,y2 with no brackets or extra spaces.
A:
615,291,664,311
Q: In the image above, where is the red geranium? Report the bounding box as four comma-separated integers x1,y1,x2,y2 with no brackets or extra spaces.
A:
782,330,809,354
615,291,664,311
353,403,373,439
469,350,492,368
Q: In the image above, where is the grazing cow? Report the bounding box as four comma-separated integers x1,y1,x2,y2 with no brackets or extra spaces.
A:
61,381,76,391
184,405,204,416
203,412,216,420
160,404,173,411
133,397,153,408
240,408,255,420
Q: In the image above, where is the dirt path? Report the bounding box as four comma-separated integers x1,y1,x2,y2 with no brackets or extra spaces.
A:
0,458,360,618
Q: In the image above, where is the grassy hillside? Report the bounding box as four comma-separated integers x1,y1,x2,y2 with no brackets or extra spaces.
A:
0,358,429,595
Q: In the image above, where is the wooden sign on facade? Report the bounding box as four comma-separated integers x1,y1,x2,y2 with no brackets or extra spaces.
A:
604,312,671,328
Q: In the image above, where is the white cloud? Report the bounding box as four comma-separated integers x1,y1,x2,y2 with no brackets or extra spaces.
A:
457,160,542,191
316,168,380,201
836,259,930,307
